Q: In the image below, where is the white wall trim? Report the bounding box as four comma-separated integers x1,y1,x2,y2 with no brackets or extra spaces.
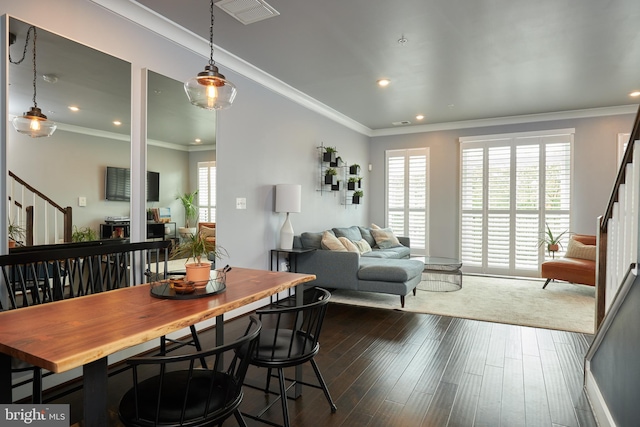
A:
585,364,616,427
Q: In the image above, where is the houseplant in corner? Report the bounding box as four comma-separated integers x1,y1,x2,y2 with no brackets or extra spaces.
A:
170,230,227,286
8,218,25,248
177,190,198,238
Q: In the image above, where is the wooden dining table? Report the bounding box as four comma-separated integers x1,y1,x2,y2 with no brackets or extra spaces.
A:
0,267,315,427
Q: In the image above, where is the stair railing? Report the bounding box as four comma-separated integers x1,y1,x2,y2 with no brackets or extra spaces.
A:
597,104,640,329
7,171,72,246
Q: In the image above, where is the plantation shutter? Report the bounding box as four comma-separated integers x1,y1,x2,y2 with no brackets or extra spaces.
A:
385,148,429,255
460,130,573,276
197,161,216,222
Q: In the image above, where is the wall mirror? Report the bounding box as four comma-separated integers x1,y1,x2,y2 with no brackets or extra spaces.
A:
7,17,131,245
146,70,216,242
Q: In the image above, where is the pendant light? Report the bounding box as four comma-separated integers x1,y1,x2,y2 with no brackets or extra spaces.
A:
184,0,237,110
11,26,57,138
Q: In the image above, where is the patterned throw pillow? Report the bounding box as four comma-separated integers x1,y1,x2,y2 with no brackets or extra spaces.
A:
354,238,372,254
370,227,402,249
565,237,596,261
321,230,347,251
338,237,360,253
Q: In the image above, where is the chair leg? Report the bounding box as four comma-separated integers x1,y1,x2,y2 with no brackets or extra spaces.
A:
265,368,273,393
277,368,291,427
233,409,248,427
310,359,337,413
189,325,208,369
542,278,552,289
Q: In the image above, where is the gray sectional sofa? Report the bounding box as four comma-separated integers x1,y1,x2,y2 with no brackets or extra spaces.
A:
292,226,424,307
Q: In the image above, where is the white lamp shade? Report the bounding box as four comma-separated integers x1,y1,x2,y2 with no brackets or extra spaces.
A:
275,184,301,213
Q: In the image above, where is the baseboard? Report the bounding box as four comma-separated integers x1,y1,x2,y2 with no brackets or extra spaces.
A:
585,362,616,427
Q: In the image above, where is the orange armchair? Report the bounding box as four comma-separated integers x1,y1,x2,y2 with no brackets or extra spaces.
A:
541,234,596,289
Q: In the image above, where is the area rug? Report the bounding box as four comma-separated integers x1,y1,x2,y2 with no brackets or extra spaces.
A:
329,274,595,334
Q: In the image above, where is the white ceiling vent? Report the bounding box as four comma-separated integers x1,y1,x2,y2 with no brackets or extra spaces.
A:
392,120,412,126
215,0,280,25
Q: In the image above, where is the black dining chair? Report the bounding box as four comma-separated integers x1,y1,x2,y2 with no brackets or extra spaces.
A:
241,287,337,427
118,315,262,427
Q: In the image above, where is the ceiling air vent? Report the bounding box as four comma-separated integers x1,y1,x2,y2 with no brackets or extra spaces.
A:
215,0,280,25
392,120,412,126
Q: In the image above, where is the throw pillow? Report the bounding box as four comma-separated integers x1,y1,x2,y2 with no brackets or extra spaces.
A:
371,227,402,249
354,238,372,254
200,226,215,238
358,226,376,247
300,231,324,249
338,237,360,253
321,231,347,251
565,237,596,261
371,223,382,230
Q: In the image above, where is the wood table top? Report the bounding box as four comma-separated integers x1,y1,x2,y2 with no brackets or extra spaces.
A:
0,267,315,373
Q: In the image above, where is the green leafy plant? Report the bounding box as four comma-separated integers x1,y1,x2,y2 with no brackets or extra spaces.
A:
353,190,364,197
170,231,227,266
538,223,568,253
348,176,359,183
8,218,25,243
324,146,337,153
177,190,198,228
349,164,360,174
72,225,98,242
325,168,337,176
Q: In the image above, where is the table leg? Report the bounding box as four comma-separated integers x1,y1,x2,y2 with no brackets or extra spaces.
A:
83,357,108,427
0,353,11,403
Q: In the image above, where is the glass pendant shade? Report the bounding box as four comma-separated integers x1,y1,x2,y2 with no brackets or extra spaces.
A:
184,64,237,110
12,106,57,138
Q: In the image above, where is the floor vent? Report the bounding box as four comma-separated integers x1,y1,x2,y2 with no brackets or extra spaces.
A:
215,0,280,25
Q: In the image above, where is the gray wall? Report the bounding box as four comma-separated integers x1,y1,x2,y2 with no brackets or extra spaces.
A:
369,114,636,258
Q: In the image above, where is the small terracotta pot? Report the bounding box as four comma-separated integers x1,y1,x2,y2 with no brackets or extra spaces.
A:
548,244,559,252
185,262,212,287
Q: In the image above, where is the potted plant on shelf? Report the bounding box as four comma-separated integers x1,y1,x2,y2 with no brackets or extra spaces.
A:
170,230,227,286
72,225,98,242
331,180,341,192
349,164,360,175
347,176,359,190
322,146,337,163
324,168,338,185
177,190,198,238
8,218,25,248
352,190,364,204
538,223,568,255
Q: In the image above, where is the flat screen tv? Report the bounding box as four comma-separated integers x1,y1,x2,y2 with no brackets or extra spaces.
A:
105,167,160,202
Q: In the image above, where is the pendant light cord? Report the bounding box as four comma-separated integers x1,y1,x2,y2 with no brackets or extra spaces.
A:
209,0,216,67
9,26,38,108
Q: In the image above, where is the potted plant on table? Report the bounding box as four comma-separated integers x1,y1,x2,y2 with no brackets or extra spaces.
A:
177,190,198,238
538,223,568,256
171,230,227,286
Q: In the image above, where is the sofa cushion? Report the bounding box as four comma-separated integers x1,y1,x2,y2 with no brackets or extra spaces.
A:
358,227,376,247
332,226,362,242
322,231,347,251
300,231,325,249
358,258,424,282
565,237,596,261
361,246,411,259
371,227,402,249
338,237,360,253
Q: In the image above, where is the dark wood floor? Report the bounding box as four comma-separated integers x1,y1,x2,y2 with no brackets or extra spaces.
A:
58,301,597,426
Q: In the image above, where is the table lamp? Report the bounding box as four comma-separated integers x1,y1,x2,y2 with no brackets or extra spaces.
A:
275,184,301,250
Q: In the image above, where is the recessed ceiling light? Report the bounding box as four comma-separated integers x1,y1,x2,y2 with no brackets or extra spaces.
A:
377,79,391,87
68,106,79,112
416,114,424,120
630,91,640,97
113,120,122,126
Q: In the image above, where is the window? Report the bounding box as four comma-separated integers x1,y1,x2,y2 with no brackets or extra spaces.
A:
460,129,573,276
385,148,429,255
197,161,216,222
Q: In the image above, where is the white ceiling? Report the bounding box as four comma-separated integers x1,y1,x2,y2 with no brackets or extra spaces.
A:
134,0,640,131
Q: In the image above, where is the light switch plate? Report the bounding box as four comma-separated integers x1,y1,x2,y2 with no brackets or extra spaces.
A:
236,198,246,209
